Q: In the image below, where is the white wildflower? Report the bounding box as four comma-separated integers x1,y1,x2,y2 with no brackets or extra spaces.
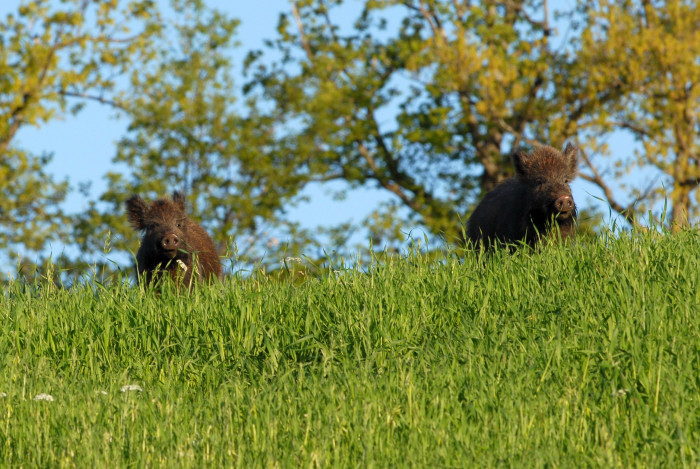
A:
120,384,143,393
95,390,108,396
33,393,54,402
176,259,188,272
612,388,629,397
0,392,6,398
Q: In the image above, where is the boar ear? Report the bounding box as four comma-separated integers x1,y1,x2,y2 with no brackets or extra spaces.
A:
172,191,186,211
511,149,530,177
562,143,579,177
126,195,148,230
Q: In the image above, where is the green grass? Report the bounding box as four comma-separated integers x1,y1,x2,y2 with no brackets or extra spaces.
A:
1,230,699,467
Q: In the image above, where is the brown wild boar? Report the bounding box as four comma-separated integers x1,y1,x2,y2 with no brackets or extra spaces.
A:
126,191,223,286
466,144,578,250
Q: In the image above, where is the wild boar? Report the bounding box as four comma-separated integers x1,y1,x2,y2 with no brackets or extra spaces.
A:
126,191,223,286
466,144,578,249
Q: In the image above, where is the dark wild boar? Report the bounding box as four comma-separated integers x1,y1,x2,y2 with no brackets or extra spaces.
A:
126,191,223,286
466,144,578,250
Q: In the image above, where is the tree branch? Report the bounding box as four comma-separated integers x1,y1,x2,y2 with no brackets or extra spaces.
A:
451,0,467,18
291,2,314,63
577,146,639,227
610,120,652,138
356,139,422,213
311,172,346,183
403,1,448,43
0,93,30,154
0,34,60,154
499,0,552,35
319,0,340,44
58,90,128,111
496,118,547,149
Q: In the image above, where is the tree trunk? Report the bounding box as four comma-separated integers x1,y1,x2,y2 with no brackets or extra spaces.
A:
670,184,691,232
478,141,509,194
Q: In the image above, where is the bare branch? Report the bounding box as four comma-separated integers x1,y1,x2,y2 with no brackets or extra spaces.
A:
319,0,339,44
291,2,314,63
496,118,547,149
500,0,552,35
610,120,652,137
356,139,422,213
403,1,448,43
311,172,347,183
451,0,467,18
58,90,128,111
577,146,639,227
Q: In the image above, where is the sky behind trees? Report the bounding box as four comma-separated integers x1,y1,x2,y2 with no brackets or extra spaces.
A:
1,0,617,225
3,0,694,278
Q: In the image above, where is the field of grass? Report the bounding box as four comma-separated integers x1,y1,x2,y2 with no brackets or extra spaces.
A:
0,230,698,467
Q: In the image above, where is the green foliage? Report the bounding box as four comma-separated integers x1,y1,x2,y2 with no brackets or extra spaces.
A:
572,0,700,228
0,0,160,264
0,233,698,466
69,1,322,277
245,0,592,242
0,149,68,255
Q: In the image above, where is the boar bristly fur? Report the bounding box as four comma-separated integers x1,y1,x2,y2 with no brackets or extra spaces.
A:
466,144,578,250
126,191,223,286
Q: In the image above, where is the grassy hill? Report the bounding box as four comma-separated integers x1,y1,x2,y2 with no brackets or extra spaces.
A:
1,230,698,467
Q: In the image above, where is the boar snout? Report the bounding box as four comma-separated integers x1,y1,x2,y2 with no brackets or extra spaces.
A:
554,195,574,215
161,233,180,253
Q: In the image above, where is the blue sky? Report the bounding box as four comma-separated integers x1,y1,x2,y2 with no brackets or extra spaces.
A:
1,0,639,262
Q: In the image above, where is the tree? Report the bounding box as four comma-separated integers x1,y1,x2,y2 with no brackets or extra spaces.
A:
72,0,316,278
245,0,597,244
0,0,160,272
573,0,700,229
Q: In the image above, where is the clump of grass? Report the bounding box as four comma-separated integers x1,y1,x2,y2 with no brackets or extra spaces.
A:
0,230,698,467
